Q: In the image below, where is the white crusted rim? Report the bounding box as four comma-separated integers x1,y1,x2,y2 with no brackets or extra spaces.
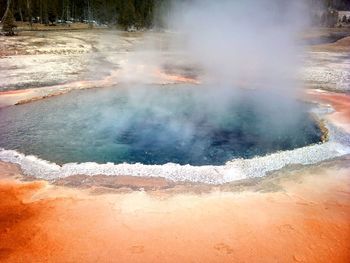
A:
1,102,350,185
0,127,349,185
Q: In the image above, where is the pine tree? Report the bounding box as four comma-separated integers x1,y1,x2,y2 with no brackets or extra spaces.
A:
120,0,136,29
2,1,16,36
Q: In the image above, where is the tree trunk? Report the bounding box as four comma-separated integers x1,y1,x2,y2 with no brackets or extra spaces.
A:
1,0,12,23
19,7,24,22
2,0,16,36
40,0,43,24
26,0,32,28
87,0,93,29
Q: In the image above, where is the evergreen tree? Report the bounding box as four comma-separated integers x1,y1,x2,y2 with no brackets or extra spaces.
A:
119,0,136,29
1,0,17,35
2,9,16,35
0,0,177,30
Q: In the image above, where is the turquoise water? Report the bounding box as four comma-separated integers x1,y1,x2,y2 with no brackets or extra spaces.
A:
0,85,322,165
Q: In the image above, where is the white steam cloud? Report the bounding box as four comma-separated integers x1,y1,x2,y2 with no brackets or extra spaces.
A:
83,0,317,164
166,0,309,89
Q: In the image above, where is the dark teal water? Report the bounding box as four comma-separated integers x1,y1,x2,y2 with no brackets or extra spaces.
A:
0,85,322,165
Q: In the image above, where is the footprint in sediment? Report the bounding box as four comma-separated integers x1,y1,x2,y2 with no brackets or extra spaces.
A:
128,245,145,254
0,248,13,260
213,243,234,254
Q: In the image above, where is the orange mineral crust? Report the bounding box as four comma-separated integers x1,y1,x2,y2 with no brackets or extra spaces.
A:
307,90,350,133
0,160,350,263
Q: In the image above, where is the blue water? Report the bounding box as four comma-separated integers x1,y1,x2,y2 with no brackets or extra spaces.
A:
0,85,322,165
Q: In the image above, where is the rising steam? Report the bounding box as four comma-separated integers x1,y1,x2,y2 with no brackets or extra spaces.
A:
83,0,316,164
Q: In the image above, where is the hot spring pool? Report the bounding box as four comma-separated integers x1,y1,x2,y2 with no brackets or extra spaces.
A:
0,85,322,166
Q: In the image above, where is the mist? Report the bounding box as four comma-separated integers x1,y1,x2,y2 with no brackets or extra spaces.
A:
117,0,311,102
92,0,319,164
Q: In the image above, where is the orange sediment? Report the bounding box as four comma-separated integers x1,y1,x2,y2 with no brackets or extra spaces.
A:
307,89,350,133
0,160,349,263
155,69,200,85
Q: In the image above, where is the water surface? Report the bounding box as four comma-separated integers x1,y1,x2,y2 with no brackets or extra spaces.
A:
0,85,322,165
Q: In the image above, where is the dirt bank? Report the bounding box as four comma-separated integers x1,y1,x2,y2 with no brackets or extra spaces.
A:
312,36,350,53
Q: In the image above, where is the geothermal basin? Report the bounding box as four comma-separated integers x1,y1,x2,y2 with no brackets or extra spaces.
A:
0,85,322,165
1,84,349,184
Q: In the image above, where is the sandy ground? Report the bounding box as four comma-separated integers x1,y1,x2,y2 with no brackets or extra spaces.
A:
0,29,350,262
